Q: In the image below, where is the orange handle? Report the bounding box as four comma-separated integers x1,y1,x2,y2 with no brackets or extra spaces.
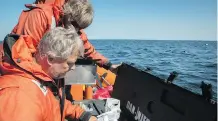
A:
85,86,93,100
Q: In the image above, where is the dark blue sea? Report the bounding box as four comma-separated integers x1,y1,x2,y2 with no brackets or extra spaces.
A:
90,40,217,100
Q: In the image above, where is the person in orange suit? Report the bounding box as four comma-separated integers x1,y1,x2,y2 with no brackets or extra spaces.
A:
0,26,97,121
12,0,120,71
6,0,121,101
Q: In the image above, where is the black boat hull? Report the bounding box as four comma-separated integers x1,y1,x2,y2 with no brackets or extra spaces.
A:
112,63,217,121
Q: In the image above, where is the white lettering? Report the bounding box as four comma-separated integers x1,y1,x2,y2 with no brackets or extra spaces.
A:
131,104,136,114
126,101,130,110
127,101,136,115
135,107,141,120
126,101,151,121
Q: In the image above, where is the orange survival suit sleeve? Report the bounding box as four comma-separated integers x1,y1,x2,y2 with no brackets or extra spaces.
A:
11,7,48,46
64,99,93,120
80,30,112,70
0,88,42,121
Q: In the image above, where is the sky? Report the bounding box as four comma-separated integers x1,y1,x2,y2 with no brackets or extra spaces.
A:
0,0,217,40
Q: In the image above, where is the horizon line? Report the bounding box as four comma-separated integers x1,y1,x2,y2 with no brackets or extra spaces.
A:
0,39,216,42
89,39,217,41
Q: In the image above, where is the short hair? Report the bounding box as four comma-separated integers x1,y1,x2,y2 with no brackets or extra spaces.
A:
63,0,94,29
38,26,84,61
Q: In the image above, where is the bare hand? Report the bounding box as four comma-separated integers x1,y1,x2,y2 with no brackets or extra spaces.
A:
88,116,97,121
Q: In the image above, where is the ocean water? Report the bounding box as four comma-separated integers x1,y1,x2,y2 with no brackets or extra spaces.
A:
90,40,217,100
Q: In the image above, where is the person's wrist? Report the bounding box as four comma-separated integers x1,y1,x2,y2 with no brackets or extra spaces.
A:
79,111,92,121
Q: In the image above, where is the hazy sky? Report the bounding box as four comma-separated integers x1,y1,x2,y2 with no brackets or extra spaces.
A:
0,0,217,40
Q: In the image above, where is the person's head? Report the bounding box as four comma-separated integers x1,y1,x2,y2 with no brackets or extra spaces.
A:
36,26,84,79
63,0,94,32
